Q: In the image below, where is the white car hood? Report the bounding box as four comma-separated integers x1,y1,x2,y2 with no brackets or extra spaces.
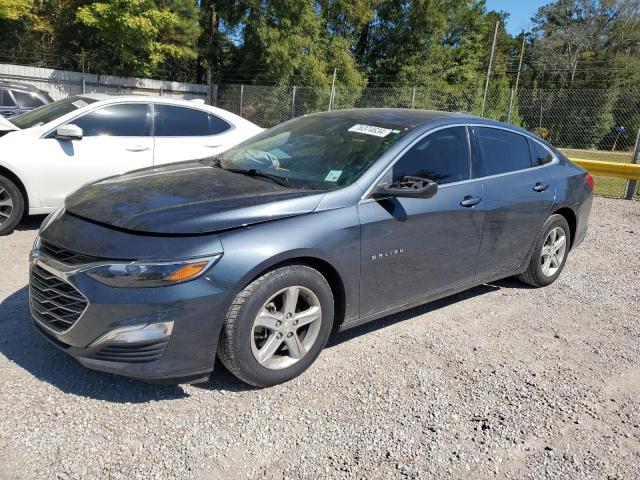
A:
0,115,18,132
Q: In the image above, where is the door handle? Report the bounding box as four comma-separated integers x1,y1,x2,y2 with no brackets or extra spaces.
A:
204,144,221,148
460,196,482,207
533,182,549,192
126,145,150,152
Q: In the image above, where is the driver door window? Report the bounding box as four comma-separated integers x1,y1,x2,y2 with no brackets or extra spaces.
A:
392,127,470,185
38,103,154,207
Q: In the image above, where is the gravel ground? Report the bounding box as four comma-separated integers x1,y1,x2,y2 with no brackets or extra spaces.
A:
0,196,639,480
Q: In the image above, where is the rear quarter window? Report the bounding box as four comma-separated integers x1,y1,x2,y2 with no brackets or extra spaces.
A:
0,89,16,107
529,139,554,166
476,127,532,176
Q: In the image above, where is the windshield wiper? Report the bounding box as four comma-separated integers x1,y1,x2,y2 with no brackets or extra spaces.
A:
224,167,289,187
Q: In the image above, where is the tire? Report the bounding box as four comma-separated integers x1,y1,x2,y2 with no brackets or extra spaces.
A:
218,264,334,387
0,175,25,236
518,214,571,288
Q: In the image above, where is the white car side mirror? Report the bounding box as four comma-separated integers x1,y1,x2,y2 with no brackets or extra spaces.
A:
56,124,83,141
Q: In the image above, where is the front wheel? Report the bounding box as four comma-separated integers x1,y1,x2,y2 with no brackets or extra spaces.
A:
218,264,334,387
518,214,571,288
0,175,25,236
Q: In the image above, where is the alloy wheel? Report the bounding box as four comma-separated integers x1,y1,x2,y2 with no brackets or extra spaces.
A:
0,186,13,226
540,226,567,277
251,286,322,370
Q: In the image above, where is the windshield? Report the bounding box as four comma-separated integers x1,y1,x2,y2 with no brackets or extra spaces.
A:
10,96,98,129
218,115,409,190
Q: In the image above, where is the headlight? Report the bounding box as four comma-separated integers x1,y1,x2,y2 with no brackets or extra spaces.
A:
86,255,221,288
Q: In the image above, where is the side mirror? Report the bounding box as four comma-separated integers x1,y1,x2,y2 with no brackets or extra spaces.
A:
372,176,438,199
55,124,83,141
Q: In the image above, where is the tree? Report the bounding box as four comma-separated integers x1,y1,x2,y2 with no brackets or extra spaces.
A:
75,0,200,77
0,0,31,21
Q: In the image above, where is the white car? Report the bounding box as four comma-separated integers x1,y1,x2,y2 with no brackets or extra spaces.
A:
0,94,262,235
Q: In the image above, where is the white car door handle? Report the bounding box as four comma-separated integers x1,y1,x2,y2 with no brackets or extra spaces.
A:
204,144,221,148
126,145,150,152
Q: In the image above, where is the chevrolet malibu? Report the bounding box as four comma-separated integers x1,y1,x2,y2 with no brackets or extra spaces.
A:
30,109,593,387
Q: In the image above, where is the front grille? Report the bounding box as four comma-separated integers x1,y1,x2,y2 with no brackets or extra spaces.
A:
40,241,105,265
30,265,88,332
90,340,169,363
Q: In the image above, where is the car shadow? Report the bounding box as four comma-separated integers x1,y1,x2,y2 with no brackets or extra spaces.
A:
326,282,503,348
0,286,189,403
15,215,47,231
0,278,531,399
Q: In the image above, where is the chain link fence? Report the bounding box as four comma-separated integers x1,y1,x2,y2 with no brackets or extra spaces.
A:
218,84,640,198
1,63,638,198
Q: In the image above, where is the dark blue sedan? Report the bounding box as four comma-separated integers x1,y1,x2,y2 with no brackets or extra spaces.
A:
30,109,593,386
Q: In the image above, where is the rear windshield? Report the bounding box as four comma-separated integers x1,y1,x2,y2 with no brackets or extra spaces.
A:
218,115,409,190
10,96,97,129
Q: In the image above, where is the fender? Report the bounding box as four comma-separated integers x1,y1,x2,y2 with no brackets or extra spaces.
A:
210,206,362,324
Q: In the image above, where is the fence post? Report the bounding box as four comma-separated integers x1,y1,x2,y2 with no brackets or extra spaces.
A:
291,86,297,119
411,87,416,109
481,20,499,117
507,88,514,123
624,126,640,200
81,50,86,94
508,33,525,124
207,64,212,105
328,67,336,111
239,84,244,115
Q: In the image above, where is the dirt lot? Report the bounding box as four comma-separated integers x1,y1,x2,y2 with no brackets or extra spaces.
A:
0,197,639,480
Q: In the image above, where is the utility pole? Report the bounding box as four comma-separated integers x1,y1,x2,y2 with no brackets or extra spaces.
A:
507,33,525,123
239,84,244,116
328,67,337,111
411,87,416,109
624,126,640,200
481,20,499,117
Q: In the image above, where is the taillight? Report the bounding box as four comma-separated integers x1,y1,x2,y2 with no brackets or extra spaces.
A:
585,174,594,190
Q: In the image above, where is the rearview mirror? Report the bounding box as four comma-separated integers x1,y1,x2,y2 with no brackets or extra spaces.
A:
372,176,438,199
56,124,83,141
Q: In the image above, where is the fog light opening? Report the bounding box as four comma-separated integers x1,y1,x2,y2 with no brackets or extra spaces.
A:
89,321,174,347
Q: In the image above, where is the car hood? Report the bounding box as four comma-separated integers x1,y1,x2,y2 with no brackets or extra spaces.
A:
65,160,325,234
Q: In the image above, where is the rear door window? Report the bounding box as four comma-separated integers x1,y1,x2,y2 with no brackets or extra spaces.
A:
12,90,45,109
475,127,532,176
154,104,232,136
392,127,470,185
71,103,152,137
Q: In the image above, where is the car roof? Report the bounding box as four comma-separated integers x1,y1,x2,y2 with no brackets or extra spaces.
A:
0,80,47,93
310,108,467,128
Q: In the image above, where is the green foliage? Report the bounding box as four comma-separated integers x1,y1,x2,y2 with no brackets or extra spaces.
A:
76,0,199,76
0,0,32,20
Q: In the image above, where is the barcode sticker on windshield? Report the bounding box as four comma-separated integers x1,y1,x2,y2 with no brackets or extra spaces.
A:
348,124,393,137
72,100,88,108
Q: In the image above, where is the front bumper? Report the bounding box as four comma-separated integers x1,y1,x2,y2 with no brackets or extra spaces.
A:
29,251,235,383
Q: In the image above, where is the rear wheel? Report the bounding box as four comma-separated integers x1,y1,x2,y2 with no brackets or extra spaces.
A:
218,264,334,387
518,214,570,287
0,175,24,236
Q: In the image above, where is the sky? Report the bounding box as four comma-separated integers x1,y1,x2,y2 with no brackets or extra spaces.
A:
485,0,550,35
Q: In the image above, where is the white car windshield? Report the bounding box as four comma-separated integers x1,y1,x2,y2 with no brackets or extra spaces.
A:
10,96,98,129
